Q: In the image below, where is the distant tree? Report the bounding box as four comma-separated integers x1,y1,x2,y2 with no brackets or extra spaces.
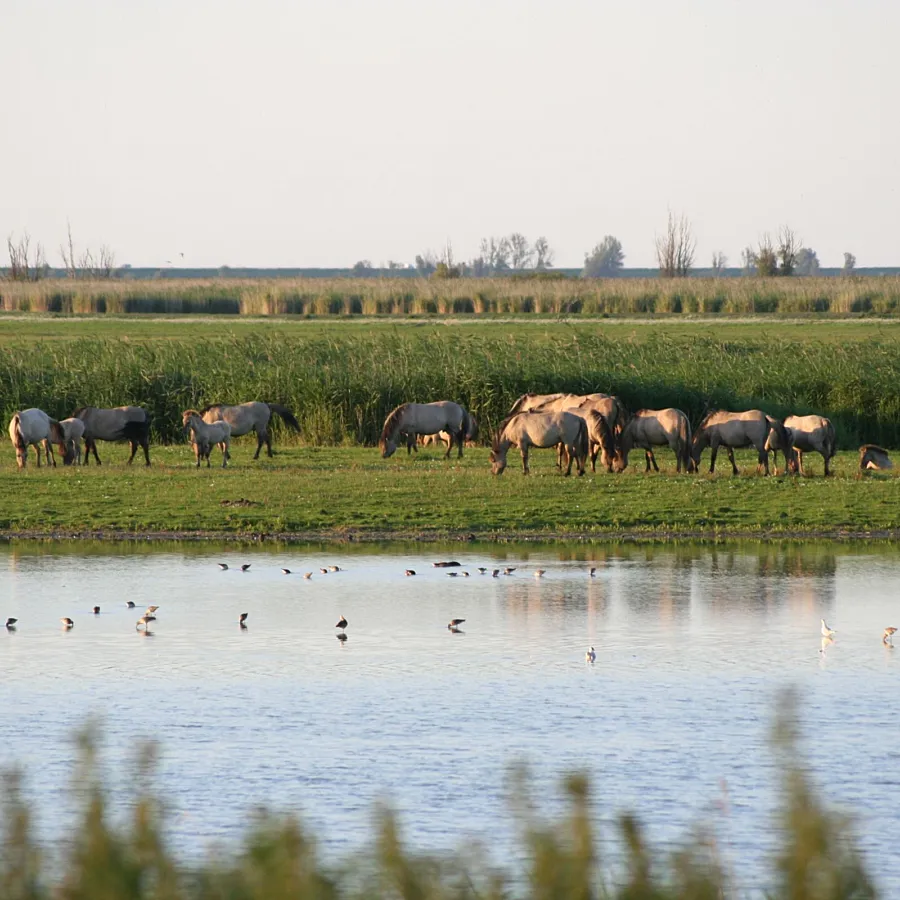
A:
432,261,461,279
582,236,624,278
386,260,404,270
842,252,857,276
351,260,374,276
741,246,757,276
655,212,695,277
776,226,800,276
794,248,820,276
509,233,533,269
711,251,728,275
533,236,554,270
414,252,437,276
755,235,778,277
6,231,46,281
478,236,512,273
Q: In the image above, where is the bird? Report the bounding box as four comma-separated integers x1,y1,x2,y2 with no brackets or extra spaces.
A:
281,568,291,575
303,572,313,579
328,565,342,572
589,567,597,577
586,646,596,663
448,618,465,629
446,572,458,578
884,627,897,645
492,569,500,577
478,567,487,574
126,601,136,608
6,617,17,629
320,567,329,575
503,567,516,575
145,605,159,616
136,615,156,630
821,618,836,638
239,613,249,627
61,618,74,629
336,615,348,631
405,569,416,576
93,606,100,615
241,564,251,572
218,563,229,570
534,569,545,578
433,561,460,568
461,571,470,577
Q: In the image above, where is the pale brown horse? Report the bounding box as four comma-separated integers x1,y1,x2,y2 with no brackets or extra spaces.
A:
8,409,66,468
490,411,588,476
767,414,836,477
200,402,299,460
582,409,617,473
614,409,693,473
692,409,793,475
73,406,151,465
380,401,471,459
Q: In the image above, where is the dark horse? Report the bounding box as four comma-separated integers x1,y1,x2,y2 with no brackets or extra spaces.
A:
74,406,152,465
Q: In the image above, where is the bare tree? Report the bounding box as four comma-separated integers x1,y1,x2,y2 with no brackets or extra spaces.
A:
478,236,512,273
755,234,778,276
711,251,728,275
842,252,857,276
509,233,533,269
60,220,77,278
741,246,757,276
533,236,554,270
655,212,695,277
776,226,800,276
414,252,438,276
6,231,46,281
60,221,116,279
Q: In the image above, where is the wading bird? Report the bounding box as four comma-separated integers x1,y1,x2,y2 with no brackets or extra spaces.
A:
126,601,136,608
448,618,465,629
589,567,596,577
534,570,545,578
241,564,251,572
405,570,416,576
320,568,329,575
884,627,897,646
328,565,342,572
336,615,348,632
6,618,17,629
93,606,100,615
586,647,596,663
136,615,156,630
281,568,291,575
303,572,313,579
504,567,516,575
492,569,500,577
145,606,159,616
239,613,249,628
821,619,836,638
478,567,487,574
218,563,228,570
61,618,74,629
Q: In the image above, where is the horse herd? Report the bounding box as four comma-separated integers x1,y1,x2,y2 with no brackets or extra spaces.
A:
378,393,885,476
5,392,890,476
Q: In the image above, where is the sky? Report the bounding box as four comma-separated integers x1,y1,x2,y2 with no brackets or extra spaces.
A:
3,0,898,269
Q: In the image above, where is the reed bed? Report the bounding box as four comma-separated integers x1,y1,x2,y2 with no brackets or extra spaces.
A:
3,275,900,316
1,329,898,448
0,706,876,900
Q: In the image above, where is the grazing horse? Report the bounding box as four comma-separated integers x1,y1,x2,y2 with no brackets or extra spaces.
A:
692,409,793,476
859,444,892,471
767,414,836,477
614,408,694,473
582,409,617,473
182,410,232,467
380,401,471,459
508,393,567,414
416,414,479,451
74,406,152,465
490,411,588,476
8,409,66,468
200,402,299,460
58,417,86,465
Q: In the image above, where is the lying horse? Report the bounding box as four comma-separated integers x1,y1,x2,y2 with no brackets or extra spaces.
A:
692,409,793,476
770,415,836,477
614,408,693,473
8,409,66,468
200,402,300,460
182,410,232,467
380,401,471,459
490,411,588,476
74,406,152,465
859,444,892,471
58,417,86,465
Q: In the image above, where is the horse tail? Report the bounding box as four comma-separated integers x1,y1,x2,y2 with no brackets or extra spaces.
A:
825,420,836,460
678,412,693,471
576,415,589,463
10,414,25,450
464,410,478,442
267,403,301,432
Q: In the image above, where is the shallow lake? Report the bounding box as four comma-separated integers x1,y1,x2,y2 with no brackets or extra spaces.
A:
1,540,898,895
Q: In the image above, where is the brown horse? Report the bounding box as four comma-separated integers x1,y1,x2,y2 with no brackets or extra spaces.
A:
8,409,66,469
490,412,588,476
74,406,151,465
768,414,836,476
859,445,892,471
614,408,693,473
380,402,471,459
582,409,616,473
692,409,793,475
200,402,300,460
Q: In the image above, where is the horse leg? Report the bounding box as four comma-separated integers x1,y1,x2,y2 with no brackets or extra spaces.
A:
265,430,273,458
89,439,102,465
253,429,264,460
563,444,574,476
456,427,464,459
127,441,138,464
709,440,718,474
649,450,659,472
727,447,740,476
521,446,530,475
822,450,830,477
756,446,769,476
46,440,56,468
142,437,151,467
589,441,599,473
797,450,806,476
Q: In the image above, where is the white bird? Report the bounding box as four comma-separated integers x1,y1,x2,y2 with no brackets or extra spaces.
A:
586,646,596,663
821,618,836,638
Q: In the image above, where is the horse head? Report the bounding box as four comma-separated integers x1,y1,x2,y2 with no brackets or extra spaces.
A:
380,438,397,459
489,443,507,475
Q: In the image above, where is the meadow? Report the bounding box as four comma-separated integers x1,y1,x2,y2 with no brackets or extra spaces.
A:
3,273,900,316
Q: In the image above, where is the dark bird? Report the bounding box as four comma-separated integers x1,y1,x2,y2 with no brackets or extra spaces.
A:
281,568,291,575
446,572,458,578
303,572,313,579
478,567,487,574
126,601,136,608
405,569,416,576
589,567,597,577
320,567,329,575
586,646,596,663
492,569,500,577
448,618,465,629
503,567,516,575
335,614,348,631
61,618,74,628
328,565,342,572
433,561,461,568
239,613,249,628
218,563,229,570
6,618,17,628
136,615,156,630
93,606,100,615
241,564,251,572
461,571,470,577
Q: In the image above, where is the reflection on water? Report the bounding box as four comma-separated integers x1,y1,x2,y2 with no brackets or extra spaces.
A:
0,539,899,896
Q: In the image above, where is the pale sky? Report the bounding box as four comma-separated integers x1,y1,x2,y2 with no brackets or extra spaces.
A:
3,0,898,268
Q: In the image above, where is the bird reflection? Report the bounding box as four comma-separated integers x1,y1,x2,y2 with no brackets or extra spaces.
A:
819,635,834,655
337,633,348,644
448,627,464,634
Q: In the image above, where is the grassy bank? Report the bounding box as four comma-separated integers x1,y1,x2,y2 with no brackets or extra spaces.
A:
3,274,900,316
0,447,897,539
0,709,875,899
1,319,900,447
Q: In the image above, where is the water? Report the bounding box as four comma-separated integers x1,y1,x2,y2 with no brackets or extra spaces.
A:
1,540,898,894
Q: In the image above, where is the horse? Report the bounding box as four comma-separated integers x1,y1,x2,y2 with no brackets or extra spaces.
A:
767,414,836,477
182,410,232,468
8,409,66,469
380,402,471,459
416,414,479,452
200,402,299,460
58,417,86,465
74,406,152,465
508,393,567,414
692,409,793,476
490,411,588,476
859,444,892,471
614,408,694,473
582,409,616,473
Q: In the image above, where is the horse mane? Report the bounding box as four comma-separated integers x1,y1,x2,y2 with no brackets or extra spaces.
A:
71,407,90,419
183,409,202,419
492,412,523,450
860,443,888,455
380,404,409,444
508,394,530,414
697,409,722,430
198,404,221,415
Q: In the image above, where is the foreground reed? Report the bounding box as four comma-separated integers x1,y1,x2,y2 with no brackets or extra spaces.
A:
0,702,876,899
2,275,900,316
